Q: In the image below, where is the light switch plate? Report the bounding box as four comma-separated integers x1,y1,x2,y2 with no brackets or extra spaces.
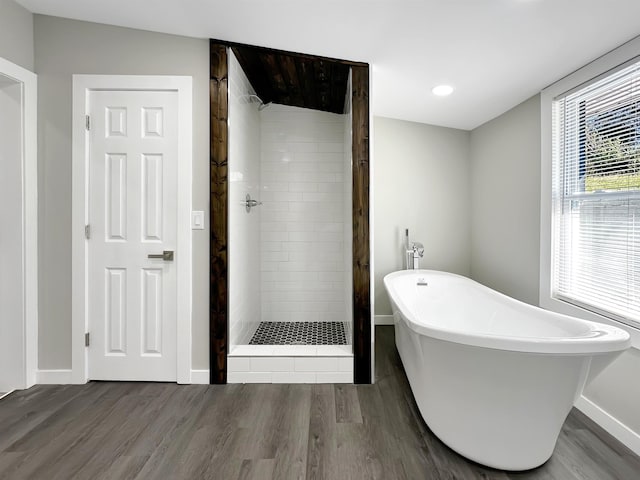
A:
191,211,205,230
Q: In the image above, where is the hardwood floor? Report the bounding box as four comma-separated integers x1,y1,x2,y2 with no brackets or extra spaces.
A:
1,326,638,479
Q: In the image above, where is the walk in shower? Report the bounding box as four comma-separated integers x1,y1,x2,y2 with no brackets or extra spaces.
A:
225,48,354,383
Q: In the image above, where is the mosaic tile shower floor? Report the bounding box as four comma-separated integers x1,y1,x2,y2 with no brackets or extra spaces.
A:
249,321,347,345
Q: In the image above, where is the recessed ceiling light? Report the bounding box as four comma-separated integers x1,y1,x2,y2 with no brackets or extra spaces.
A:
432,85,454,97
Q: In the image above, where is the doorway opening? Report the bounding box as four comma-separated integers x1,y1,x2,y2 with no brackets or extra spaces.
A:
0,57,38,394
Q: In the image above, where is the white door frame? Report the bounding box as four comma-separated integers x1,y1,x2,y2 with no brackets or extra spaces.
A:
0,56,38,390
72,75,192,384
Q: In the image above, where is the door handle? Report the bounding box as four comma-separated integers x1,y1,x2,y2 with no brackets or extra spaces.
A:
148,250,174,261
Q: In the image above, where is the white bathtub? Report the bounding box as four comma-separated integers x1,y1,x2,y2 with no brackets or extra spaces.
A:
383,270,630,471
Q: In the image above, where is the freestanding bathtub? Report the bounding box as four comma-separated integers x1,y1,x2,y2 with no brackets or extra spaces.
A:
383,270,630,471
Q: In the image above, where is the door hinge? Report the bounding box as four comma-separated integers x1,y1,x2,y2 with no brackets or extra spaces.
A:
85,115,91,131
85,332,90,347
85,224,91,240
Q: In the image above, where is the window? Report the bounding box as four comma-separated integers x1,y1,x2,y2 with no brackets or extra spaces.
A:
551,59,640,327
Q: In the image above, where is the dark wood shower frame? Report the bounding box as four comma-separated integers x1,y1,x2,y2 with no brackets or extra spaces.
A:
210,40,371,384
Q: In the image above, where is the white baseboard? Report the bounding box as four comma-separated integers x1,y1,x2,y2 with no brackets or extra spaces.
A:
37,369,210,385
575,395,640,456
375,315,394,325
190,369,210,384
36,369,73,384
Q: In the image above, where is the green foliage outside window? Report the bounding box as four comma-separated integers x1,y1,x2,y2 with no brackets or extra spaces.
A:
584,101,640,192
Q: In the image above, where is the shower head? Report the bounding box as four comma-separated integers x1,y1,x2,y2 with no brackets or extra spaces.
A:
245,93,271,111
245,93,264,110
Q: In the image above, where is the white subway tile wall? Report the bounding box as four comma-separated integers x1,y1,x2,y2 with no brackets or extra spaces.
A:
259,104,351,328
228,51,261,348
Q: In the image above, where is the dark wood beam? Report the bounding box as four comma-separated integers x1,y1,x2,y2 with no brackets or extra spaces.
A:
210,41,229,384
352,65,371,384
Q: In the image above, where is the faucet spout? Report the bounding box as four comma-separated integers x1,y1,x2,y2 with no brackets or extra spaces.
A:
404,229,424,270
411,242,424,269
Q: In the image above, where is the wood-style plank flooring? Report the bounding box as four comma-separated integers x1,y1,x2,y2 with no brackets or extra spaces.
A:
1,326,639,479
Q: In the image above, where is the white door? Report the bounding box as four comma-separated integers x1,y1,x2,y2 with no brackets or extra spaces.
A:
87,90,178,381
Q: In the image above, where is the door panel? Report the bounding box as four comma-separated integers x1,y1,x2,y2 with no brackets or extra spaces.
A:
142,153,163,241
141,268,163,355
106,153,127,240
88,90,178,381
105,267,126,355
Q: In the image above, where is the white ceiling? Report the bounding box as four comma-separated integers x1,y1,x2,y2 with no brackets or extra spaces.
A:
17,0,640,130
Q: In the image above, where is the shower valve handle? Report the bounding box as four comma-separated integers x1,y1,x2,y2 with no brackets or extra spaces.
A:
244,194,262,212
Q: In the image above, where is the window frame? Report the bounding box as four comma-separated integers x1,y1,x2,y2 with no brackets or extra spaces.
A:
540,36,640,349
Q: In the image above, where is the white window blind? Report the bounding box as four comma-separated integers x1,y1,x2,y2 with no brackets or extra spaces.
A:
552,59,640,328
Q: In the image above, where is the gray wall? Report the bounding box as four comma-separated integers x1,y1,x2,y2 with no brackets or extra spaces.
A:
34,15,210,369
469,94,640,439
373,117,470,316
0,0,34,71
469,95,541,305
584,347,640,434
